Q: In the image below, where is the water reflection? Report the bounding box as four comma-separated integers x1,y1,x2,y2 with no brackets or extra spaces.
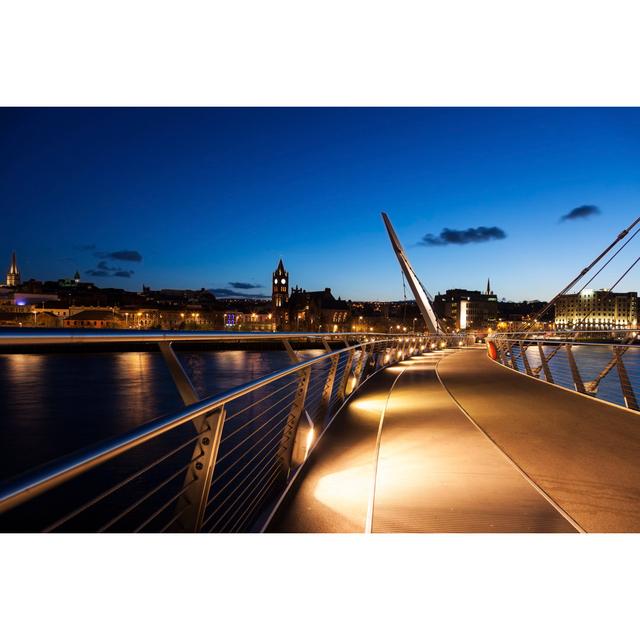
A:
0,349,314,482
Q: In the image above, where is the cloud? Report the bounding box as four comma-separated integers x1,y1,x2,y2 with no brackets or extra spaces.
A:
86,267,134,278
95,250,143,262
419,226,507,246
209,288,270,299
228,282,263,289
560,205,601,222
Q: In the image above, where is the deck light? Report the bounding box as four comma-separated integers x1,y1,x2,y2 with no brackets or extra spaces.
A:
305,427,315,460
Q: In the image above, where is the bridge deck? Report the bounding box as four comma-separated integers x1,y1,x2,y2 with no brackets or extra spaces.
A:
268,350,576,533
437,349,640,532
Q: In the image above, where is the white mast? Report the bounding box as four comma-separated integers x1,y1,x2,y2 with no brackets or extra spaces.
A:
381,212,441,334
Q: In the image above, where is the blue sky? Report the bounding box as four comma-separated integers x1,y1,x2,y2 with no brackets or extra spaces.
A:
1,107,640,301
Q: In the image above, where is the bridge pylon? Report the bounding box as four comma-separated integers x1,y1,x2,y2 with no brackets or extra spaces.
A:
381,212,441,334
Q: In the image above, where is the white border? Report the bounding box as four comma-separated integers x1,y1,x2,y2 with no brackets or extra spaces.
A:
2,2,640,106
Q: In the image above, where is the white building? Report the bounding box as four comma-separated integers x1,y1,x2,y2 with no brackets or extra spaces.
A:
555,289,637,330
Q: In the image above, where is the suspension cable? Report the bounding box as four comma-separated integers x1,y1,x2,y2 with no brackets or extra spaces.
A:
577,226,640,294
570,254,640,330
517,214,640,338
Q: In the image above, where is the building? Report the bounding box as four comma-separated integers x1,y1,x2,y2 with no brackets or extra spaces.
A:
554,289,638,330
223,310,274,331
271,259,289,331
64,309,123,329
6,251,20,287
289,287,350,332
433,280,498,331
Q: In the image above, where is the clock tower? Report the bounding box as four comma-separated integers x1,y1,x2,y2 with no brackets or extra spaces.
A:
272,258,289,331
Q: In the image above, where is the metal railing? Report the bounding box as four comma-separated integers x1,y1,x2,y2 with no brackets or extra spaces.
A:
0,330,471,532
488,330,640,411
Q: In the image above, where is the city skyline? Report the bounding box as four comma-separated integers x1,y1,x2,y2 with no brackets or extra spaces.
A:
4,248,590,304
2,108,640,301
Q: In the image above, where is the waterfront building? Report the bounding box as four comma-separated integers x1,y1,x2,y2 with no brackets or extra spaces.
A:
271,259,289,331
6,251,20,287
554,289,638,330
433,280,498,331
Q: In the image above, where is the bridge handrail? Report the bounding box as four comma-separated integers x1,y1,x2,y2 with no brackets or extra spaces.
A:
0,329,408,346
487,331,640,412
491,330,640,350
0,340,368,512
0,331,472,532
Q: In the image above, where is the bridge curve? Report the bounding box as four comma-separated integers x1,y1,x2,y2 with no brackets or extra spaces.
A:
437,348,640,533
267,348,579,533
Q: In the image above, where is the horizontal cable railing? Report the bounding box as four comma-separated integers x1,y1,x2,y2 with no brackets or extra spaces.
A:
487,330,640,411
0,330,472,532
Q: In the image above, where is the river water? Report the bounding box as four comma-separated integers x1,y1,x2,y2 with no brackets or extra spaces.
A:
0,349,323,483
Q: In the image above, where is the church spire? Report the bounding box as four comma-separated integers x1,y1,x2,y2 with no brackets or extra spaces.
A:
6,251,20,287
272,257,289,331
486,278,491,295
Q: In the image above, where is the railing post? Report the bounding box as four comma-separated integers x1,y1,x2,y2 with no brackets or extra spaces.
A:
493,338,508,366
276,367,311,476
519,341,534,377
368,340,382,373
374,340,386,369
158,342,227,532
390,339,398,362
509,343,518,371
337,347,356,403
614,346,639,411
173,406,226,532
565,344,586,394
277,339,312,476
537,342,554,384
584,351,622,397
352,341,370,388
316,339,339,428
